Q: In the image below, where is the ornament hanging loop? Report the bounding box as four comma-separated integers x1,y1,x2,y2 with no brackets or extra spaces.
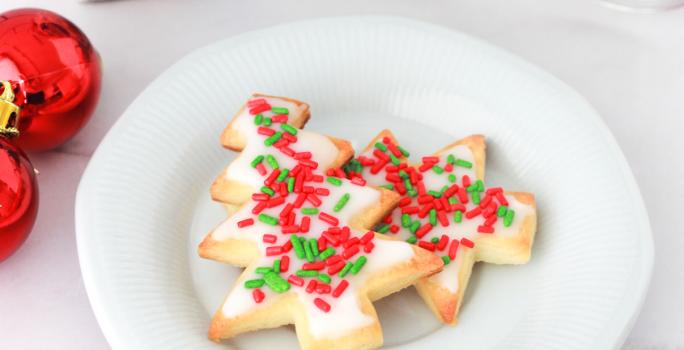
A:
0,80,21,138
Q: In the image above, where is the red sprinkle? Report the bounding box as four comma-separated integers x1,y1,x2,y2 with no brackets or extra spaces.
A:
360,231,375,244
295,151,312,160
288,274,304,287
316,284,331,294
398,197,412,207
281,240,292,252
281,225,299,234
262,234,277,243
363,241,375,253
461,237,475,248
319,212,340,226
252,288,265,303
351,177,366,186
465,207,482,219
437,234,449,250
415,223,433,238
256,163,267,176
314,298,331,312
390,225,399,233
300,216,311,232
306,280,318,293
332,280,349,298
342,245,360,259
495,192,509,206
315,187,330,196
478,225,494,233
303,262,326,270
266,246,283,256
237,218,254,228
418,241,436,251
448,239,459,259
247,98,267,107
281,255,290,272
257,126,275,136
328,261,346,275
252,193,270,201
251,201,268,215
272,114,289,123
306,193,322,207
280,146,295,157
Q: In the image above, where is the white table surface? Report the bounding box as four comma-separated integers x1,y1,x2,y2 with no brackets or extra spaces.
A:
0,0,681,349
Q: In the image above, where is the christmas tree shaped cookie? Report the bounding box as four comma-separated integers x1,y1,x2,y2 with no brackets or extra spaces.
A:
211,94,354,206
199,96,443,350
344,130,537,324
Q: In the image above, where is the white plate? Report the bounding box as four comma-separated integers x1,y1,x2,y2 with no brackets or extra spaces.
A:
76,16,653,350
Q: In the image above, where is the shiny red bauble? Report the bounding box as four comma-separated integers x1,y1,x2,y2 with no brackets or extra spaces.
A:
0,138,38,261
0,8,102,152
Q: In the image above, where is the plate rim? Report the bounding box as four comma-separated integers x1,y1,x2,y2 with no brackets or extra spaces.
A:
75,15,654,350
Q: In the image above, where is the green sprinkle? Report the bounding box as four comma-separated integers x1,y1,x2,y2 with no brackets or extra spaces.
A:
447,154,456,165
277,168,289,182
440,185,450,195
406,236,417,244
476,180,485,192
429,209,437,226
453,211,463,223
472,191,481,205
455,159,473,168
428,190,441,198
442,256,451,265
404,179,414,192
251,155,264,168
431,237,440,244
327,177,342,186
390,154,401,166
339,262,353,278
296,269,318,277
380,184,395,191
319,247,335,260
409,221,421,234
266,154,279,169
467,184,478,193
399,170,409,179
376,224,390,234
301,207,319,215
258,213,278,225
260,186,275,196
432,165,444,174
497,206,508,217
273,259,281,272
504,209,515,227
264,131,282,146
318,274,332,284
351,256,367,275
244,279,265,288
287,177,295,192
304,239,315,262
263,271,290,293
291,236,305,259
309,238,319,257
271,106,289,114
398,145,410,157
254,114,264,125
408,189,418,197
448,197,458,205
263,117,272,126
401,213,411,228
255,267,273,274
374,142,387,152
448,174,457,183
280,123,298,135
334,193,350,212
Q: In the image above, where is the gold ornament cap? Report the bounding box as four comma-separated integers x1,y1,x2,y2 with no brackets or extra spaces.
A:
0,81,21,138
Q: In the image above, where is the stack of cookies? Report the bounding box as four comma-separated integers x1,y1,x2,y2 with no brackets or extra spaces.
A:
198,94,537,350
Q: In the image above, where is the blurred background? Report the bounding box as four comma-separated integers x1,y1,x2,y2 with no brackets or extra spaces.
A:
0,1,682,349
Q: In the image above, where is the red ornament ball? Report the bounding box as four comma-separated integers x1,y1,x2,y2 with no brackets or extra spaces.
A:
0,138,38,262
0,8,102,152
